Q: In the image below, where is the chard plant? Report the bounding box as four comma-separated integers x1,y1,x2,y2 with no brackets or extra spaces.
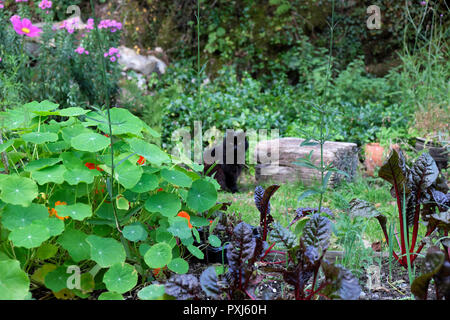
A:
350,149,449,270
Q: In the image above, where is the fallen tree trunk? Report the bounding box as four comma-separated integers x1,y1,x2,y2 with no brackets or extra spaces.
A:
254,137,359,187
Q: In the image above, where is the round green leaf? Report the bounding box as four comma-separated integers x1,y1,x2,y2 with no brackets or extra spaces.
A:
86,235,126,268
63,169,95,185
0,175,38,207
36,243,59,260
161,169,192,188
32,165,66,185
168,258,189,274
137,284,165,300
122,222,148,242
130,173,159,193
9,224,50,248
56,203,92,221
91,108,143,136
103,263,138,294
114,160,143,189
128,138,170,166
98,292,124,300
0,260,30,299
57,228,91,262
1,203,48,230
187,180,218,212
71,133,110,152
34,218,65,237
44,266,70,292
167,218,192,239
144,243,172,269
145,192,181,217
22,132,58,144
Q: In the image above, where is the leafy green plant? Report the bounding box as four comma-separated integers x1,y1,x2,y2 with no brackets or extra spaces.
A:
0,99,223,299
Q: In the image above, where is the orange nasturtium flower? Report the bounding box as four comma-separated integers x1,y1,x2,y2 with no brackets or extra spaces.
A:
48,201,68,220
137,155,146,165
85,162,104,172
177,211,193,229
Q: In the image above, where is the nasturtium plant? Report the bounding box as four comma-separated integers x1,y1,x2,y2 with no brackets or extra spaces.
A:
0,100,221,300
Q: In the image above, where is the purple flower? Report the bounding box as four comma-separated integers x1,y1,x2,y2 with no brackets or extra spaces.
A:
75,46,85,54
420,1,427,5
10,15,42,38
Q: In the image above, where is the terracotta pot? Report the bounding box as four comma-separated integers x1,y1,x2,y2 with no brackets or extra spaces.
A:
364,143,385,176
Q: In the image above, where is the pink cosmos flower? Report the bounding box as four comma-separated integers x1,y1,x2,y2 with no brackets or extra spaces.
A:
0,1,4,9
38,0,52,10
16,0,28,2
75,46,85,54
10,15,42,38
110,56,116,62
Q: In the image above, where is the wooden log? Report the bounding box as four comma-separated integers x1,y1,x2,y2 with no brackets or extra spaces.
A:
254,137,359,187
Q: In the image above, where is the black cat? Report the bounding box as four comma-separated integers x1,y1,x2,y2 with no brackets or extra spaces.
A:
203,131,249,193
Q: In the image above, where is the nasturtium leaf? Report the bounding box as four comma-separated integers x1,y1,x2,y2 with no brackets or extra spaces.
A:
63,168,95,185
44,266,70,292
24,158,61,172
58,107,89,117
208,235,221,248
0,175,38,207
22,131,58,144
122,222,148,242
168,258,189,274
190,216,210,227
167,218,192,239
0,259,30,299
47,141,70,153
9,224,50,248
71,133,110,152
56,203,92,221
130,173,159,193
91,108,144,136
25,100,59,114
34,218,65,237
116,196,129,210
113,160,142,189
128,138,170,166
143,167,160,174
144,243,172,269
137,284,165,300
86,235,126,268
57,229,91,262
141,121,161,138
187,180,218,212
187,245,204,260
61,125,91,144
145,192,181,217
161,169,192,188
98,292,124,300
32,165,66,185
1,203,49,230
103,263,138,294
36,243,59,260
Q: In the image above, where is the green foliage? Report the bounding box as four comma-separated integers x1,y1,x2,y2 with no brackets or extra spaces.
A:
0,100,220,300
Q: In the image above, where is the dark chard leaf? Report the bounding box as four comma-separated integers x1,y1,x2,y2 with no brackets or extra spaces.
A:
434,260,450,300
226,222,257,289
165,274,201,300
269,222,297,250
378,149,410,194
321,261,361,300
349,198,388,236
431,189,450,211
290,207,334,227
410,153,439,195
301,214,331,252
427,210,450,231
411,246,446,300
254,185,280,239
199,267,220,299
